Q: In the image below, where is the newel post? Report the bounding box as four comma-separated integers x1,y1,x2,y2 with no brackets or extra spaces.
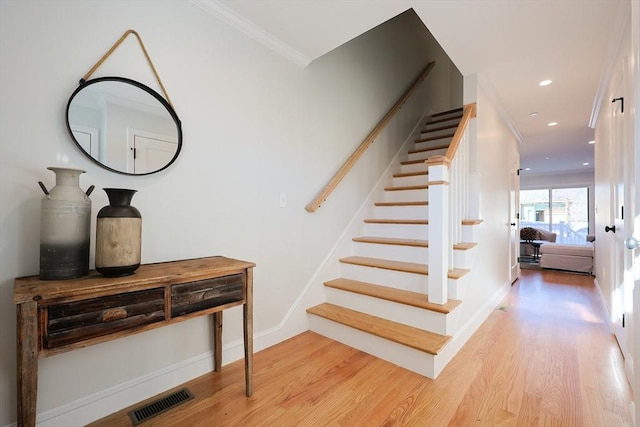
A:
427,156,450,305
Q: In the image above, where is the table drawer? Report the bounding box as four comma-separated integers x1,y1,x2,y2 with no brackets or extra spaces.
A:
45,288,165,349
171,273,244,317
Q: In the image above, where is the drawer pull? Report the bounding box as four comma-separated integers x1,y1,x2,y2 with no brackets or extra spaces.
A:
101,307,128,322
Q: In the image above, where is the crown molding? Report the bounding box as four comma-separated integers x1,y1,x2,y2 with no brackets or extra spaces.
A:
188,0,312,68
589,0,631,129
477,73,524,144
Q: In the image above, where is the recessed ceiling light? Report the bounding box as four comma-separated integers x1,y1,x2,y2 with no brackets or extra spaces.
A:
548,122,558,127
588,140,595,144
539,79,552,86
545,157,551,160
530,112,539,116
583,162,590,166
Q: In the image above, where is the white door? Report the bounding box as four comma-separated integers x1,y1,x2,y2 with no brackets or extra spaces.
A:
127,129,178,174
509,165,520,283
70,124,99,157
610,68,634,378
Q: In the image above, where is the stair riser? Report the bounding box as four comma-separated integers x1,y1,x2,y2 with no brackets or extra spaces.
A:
453,248,475,269
340,263,427,293
353,241,428,264
363,223,428,239
462,224,480,242
448,274,467,300
383,188,428,203
372,205,428,219
414,135,452,146
419,128,455,139
424,117,461,128
408,148,448,162
413,139,451,152
392,174,429,187
400,162,428,174
325,287,448,334
308,315,436,378
429,112,462,122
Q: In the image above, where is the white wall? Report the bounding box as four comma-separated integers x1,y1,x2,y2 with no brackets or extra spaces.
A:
0,2,456,425
460,83,519,319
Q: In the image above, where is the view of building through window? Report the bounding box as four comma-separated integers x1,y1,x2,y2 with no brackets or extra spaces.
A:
520,187,589,244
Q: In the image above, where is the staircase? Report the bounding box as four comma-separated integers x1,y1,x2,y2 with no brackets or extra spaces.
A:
307,107,478,379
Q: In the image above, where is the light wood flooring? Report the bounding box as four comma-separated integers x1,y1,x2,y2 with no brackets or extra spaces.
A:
90,269,634,426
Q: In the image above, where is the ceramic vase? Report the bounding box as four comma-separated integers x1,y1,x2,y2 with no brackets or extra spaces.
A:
39,167,93,280
95,188,142,277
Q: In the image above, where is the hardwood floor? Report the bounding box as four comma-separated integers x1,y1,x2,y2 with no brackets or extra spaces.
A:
90,269,634,426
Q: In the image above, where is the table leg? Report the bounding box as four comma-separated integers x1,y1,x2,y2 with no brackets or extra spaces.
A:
212,311,222,372
16,301,38,427
243,268,253,397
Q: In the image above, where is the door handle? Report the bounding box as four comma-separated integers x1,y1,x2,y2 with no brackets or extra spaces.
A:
510,223,516,226
605,225,616,233
625,237,638,249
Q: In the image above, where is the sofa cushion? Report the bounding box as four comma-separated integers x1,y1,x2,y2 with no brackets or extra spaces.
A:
539,243,593,257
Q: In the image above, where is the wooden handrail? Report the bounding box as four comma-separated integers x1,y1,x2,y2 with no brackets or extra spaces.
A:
305,61,436,213
444,103,476,161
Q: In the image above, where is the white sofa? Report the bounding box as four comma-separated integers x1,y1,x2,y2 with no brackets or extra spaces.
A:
539,239,594,274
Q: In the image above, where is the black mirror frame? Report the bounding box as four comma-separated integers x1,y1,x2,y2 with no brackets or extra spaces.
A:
65,76,183,176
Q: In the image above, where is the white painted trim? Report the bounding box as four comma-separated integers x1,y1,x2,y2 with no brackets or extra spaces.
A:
187,0,311,67
593,277,613,331
476,73,523,144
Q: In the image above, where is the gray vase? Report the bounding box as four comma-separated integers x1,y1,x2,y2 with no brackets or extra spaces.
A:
39,167,93,280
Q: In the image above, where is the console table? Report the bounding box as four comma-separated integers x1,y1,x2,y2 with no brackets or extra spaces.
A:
13,256,255,427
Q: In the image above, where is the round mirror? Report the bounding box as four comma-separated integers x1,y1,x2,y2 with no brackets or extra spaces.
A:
66,77,182,175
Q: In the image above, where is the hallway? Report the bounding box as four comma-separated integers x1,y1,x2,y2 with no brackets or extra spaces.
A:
91,269,634,426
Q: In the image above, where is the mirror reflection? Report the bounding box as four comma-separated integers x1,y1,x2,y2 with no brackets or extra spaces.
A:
66,77,182,175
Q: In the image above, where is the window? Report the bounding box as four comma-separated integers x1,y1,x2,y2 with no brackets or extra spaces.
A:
520,187,589,244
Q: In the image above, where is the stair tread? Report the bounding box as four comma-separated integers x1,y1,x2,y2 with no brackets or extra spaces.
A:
384,185,429,191
353,236,476,251
393,171,428,178
353,236,428,247
306,303,451,355
375,201,428,206
363,219,428,225
340,256,427,274
432,107,463,117
426,115,463,126
401,159,428,166
421,123,459,133
408,144,450,155
415,133,455,143
324,278,461,314
453,242,478,250
462,219,483,225
340,256,469,279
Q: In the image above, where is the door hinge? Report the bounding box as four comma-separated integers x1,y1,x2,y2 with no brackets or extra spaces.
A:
622,313,625,328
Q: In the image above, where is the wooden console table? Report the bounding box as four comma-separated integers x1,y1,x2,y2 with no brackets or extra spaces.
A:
13,256,255,427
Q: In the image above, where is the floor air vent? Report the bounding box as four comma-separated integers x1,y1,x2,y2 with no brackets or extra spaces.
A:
128,388,194,425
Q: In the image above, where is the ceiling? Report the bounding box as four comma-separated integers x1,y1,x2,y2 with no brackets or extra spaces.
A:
192,0,630,176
